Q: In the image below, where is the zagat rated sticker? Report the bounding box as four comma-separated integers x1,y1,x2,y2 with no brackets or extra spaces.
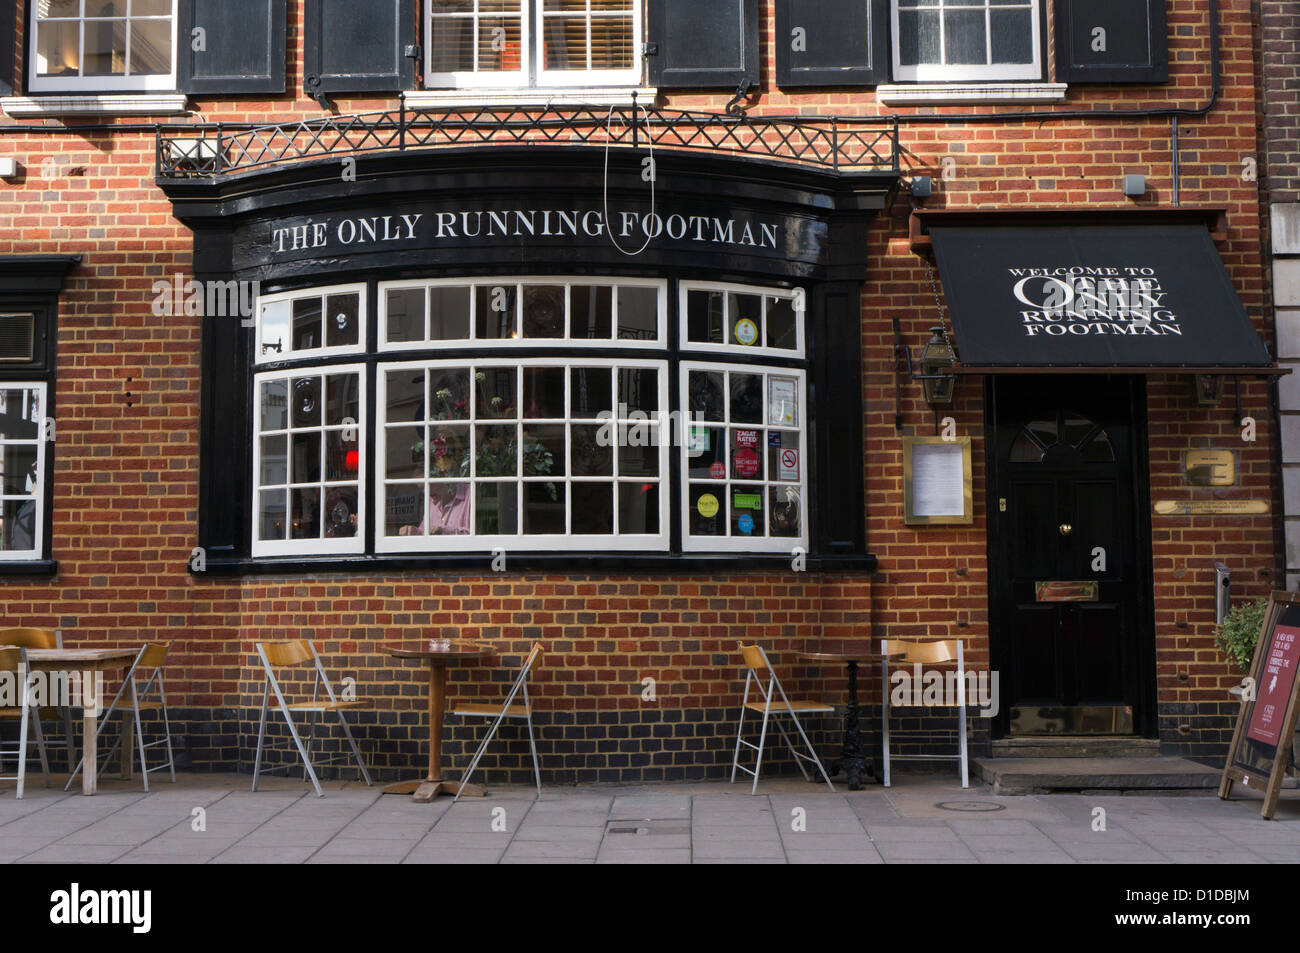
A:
697,493,719,518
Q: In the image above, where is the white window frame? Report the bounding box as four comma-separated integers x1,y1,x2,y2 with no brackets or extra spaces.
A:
890,0,1042,83
252,364,367,558
376,356,670,553
426,0,641,90
0,382,47,561
255,284,368,366
378,276,666,352
27,0,179,94
679,362,809,555
679,281,806,359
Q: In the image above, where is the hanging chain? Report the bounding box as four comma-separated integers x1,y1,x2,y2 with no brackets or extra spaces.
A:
924,257,952,345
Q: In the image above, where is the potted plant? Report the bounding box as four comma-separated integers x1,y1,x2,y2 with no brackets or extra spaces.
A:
1215,596,1267,675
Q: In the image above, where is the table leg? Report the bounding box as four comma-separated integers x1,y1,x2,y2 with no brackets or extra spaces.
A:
82,706,97,797
412,661,447,802
122,711,136,780
840,661,875,791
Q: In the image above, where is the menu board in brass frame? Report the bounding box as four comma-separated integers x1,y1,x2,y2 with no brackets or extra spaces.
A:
903,436,973,526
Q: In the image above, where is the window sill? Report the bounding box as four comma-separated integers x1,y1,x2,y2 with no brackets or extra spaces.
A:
0,559,57,577
192,552,877,576
876,83,1067,105
402,87,658,110
0,94,189,118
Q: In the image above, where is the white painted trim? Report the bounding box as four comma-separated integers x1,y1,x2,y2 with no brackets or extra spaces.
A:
679,280,806,359
255,284,368,366
27,1,179,94
876,82,1067,105
403,87,656,109
0,382,47,562
890,0,1043,84
0,93,188,116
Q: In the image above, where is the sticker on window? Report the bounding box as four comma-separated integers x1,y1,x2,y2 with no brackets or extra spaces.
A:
697,493,719,518
734,318,759,346
769,376,798,427
779,448,799,482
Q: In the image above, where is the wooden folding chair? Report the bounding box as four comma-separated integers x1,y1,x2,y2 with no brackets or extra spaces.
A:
0,646,51,798
450,643,543,802
881,638,969,788
0,627,76,771
66,642,176,792
731,642,836,795
253,640,373,798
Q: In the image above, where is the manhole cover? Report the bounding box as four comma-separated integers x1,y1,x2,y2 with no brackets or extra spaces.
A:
935,800,1006,813
606,820,690,836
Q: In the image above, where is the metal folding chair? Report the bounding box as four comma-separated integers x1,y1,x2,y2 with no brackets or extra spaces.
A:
881,638,969,788
252,640,373,798
66,642,176,792
0,646,51,799
730,642,836,795
450,643,543,802
0,627,77,771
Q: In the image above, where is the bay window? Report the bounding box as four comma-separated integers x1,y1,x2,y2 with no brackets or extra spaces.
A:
427,0,641,89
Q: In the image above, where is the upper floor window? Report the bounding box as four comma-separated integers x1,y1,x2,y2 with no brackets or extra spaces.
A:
29,0,178,93
0,382,47,561
427,0,641,89
891,0,1041,82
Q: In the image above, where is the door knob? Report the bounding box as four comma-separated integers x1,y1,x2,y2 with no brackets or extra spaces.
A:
1059,523,1073,536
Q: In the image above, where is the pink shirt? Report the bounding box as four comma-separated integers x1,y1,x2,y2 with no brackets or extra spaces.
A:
419,484,472,536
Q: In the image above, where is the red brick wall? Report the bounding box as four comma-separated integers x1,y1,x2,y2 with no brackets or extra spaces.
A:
0,0,1274,774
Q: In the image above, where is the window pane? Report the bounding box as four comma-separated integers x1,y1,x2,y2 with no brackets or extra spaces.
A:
0,498,38,552
769,486,801,538
429,368,470,420
730,428,763,481
571,483,614,534
619,482,658,535
617,286,658,341
570,367,612,418
689,483,726,536
291,376,322,428
386,288,425,343
40,0,80,17
522,286,565,338
289,487,320,539
431,425,470,480
323,485,358,538
687,370,725,421
258,489,287,542
387,426,424,481
618,367,658,413
590,17,634,70
767,430,801,482
84,20,127,76
325,293,360,348
430,286,471,340
944,9,988,65
476,482,517,535
990,8,1033,64
291,432,321,483
292,297,322,351
480,15,524,72
522,424,565,477
522,482,564,534
730,373,763,424
130,17,172,75
476,285,517,339
260,300,290,357
543,14,586,71
92,1,129,15
731,484,764,537
728,294,762,347
897,10,940,66
325,430,360,481
259,379,288,431
766,296,797,350
387,370,425,424
430,7,476,73
476,367,517,418
259,435,287,486
686,426,725,479
571,286,612,339
425,482,472,535
571,424,613,476
687,290,725,345
620,437,659,478
325,374,359,426
475,425,517,475
387,484,424,537
523,367,565,418
36,20,80,76
0,445,36,495
134,0,174,16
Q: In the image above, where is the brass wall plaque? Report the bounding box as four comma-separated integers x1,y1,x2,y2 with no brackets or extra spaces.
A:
1154,500,1269,516
1183,450,1236,487
1035,580,1099,602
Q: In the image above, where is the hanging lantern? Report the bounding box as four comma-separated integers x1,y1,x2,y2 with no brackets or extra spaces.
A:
919,326,957,406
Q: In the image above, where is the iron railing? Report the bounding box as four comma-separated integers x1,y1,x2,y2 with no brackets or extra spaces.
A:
156,105,899,178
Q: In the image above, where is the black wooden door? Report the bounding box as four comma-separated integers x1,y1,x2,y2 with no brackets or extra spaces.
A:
987,375,1153,736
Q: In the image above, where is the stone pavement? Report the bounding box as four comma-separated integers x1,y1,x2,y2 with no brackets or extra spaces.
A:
2,772,1300,863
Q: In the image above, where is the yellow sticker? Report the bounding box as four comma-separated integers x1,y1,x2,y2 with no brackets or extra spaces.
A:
697,493,719,518
734,318,759,346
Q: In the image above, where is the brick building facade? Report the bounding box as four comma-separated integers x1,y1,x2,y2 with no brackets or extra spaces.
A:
0,0,1282,786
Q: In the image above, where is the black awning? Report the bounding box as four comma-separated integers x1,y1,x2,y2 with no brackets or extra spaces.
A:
928,223,1276,373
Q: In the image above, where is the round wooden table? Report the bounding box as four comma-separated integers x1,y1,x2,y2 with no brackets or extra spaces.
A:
383,642,493,803
799,649,903,790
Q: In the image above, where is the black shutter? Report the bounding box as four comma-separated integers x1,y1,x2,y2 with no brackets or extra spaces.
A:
1054,0,1168,84
179,0,286,94
1,0,15,96
775,0,888,88
647,0,759,89
303,0,416,98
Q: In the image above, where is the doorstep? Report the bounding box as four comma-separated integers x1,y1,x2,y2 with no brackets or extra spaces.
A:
973,756,1222,795
991,735,1161,759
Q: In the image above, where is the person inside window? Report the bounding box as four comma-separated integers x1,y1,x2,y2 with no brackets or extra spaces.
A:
400,482,471,536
